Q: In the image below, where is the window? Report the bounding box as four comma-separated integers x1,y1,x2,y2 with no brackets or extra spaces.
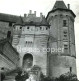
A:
25,41,33,47
27,26,29,29
7,31,11,38
64,44,68,50
63,31,67,34
40,27,42,30
64,35,67,37
26,41,27,43
63,20,67,27
9,22,12,26
20,26,22,29
63,30,68,40
70,67,72,73
46,27,48,30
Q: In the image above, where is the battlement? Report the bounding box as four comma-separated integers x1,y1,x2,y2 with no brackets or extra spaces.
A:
24,10,44,18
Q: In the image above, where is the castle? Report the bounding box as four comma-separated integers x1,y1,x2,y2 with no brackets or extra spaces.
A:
0,0,77,78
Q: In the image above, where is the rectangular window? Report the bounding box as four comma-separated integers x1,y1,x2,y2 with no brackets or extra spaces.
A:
25,41,33,47
63,31,67,34
64,35,67,37
63,30,68,40
70,67,72,73
9,22,12,26
63,20,67,27
64,44,68,50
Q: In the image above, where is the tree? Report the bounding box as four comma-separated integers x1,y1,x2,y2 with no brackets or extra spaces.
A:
56,72,78,81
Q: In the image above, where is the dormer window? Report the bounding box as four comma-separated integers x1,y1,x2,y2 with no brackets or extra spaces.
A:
46,27,48,30
20,26,22,29
40,27,42,30
27,26,29,29
63,20,67,27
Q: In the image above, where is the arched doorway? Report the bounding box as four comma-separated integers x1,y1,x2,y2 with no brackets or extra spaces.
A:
22,53,33,71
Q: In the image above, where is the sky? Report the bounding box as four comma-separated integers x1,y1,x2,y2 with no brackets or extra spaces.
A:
0,0,79,79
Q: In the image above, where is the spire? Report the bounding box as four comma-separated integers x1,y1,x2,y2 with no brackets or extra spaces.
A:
53,0,67,10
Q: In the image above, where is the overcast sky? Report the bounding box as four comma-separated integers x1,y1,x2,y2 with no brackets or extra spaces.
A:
0,0,79,79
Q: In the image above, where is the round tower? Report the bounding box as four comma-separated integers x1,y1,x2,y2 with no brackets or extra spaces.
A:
46,0,77,78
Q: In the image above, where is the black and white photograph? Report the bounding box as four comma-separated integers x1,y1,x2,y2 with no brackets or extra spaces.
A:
0,0,79,81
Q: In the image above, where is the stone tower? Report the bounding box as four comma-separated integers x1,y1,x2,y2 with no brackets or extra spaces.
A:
46,0,77,78
12,11,50,75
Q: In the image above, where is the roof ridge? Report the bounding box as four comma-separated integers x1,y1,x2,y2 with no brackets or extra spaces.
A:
0,12,20,17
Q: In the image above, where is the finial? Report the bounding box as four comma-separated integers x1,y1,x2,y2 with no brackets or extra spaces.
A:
67,4,70,9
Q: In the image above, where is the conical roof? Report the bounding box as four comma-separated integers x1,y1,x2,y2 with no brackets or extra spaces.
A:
46,0,76,19
53,0,67,10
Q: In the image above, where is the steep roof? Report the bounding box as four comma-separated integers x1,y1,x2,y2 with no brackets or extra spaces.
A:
0,38,19,64
46,0,76,19
0,12,49,26
53,1,67,10
0,38,19,56
0,13,20,22
15,15,50,26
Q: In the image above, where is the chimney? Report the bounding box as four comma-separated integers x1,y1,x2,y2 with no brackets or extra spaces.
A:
34,11,36,16
29,10,32,14
40,13,43,17
24,14,27,17
68,4,70,9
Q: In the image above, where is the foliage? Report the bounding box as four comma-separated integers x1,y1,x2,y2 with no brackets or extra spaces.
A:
40,72,78,81
56,72,78,81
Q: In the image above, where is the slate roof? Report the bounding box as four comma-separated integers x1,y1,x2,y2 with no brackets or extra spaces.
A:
53,1,67,10
0,38,19,64
15,15,50,26
46,1,76,19
15,16,24,25
0,13,20,22
0,38,19,56
0,12,49,26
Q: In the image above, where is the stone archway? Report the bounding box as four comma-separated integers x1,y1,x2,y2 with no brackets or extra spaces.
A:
22,53,33,71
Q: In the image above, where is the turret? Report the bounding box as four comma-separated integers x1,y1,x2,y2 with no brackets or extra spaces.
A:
46,0,77,78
